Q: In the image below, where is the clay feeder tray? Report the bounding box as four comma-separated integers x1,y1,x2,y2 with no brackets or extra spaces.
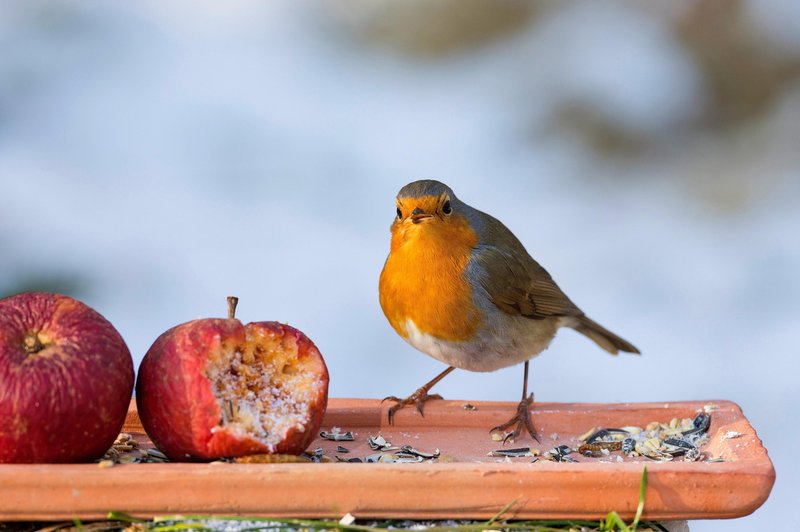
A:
0,398,774,521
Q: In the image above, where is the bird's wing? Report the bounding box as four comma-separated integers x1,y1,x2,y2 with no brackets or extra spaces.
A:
471,236,583,321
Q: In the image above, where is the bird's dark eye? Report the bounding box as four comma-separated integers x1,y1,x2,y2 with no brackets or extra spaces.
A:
396,207,402,219
442,200,452,215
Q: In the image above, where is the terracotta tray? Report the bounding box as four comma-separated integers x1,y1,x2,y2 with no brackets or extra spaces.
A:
0,398,774,521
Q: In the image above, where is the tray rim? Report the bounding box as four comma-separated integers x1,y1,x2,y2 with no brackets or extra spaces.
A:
0,397,776,522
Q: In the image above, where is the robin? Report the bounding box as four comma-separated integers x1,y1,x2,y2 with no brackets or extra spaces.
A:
379,180,640,442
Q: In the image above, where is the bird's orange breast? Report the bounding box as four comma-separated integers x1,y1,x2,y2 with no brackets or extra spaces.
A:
379,214,481,343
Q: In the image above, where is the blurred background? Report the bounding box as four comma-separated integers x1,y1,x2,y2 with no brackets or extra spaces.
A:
1,0,797,529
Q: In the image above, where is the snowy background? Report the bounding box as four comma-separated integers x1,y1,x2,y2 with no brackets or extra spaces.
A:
1,1,798,529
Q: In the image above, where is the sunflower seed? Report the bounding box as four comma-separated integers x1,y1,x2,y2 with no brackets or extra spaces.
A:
398,445,440,459
335,456,362,463
488,447,537,458
147,448,169,461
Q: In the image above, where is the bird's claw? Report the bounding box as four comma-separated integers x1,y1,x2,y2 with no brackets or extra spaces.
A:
383,390,444,425
490,393,539,444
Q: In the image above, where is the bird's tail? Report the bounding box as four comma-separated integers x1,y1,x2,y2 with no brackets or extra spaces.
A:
568,316,640,355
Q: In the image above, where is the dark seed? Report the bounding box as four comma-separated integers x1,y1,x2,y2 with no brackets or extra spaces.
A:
622,438,636,454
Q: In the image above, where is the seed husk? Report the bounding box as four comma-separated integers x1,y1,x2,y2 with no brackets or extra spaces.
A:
320,430,355,442
147,448,169,461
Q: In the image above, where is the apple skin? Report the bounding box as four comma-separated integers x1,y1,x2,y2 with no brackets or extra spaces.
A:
136,318,329,462
0,292,135,463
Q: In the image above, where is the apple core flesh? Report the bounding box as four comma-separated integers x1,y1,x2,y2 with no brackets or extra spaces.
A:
207,324,325,451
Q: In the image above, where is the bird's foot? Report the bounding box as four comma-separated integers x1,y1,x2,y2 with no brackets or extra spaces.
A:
490,393,539,444
382,388,444,425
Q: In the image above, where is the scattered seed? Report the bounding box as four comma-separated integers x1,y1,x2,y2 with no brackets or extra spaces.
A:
304,448,325,462
394,454,425,463
463,403,477,411
663,438,696,451
147,448,169,461
621,437,636,454
398,445,440,459
488,447,538,458
543,445,575,462
683,413,711,438
723,431,743,440
336,445,350,454
98,459,115,468
578,441,622,455
684,448,703,462
320,430,355,441
368,434,394,450
576,410,714,463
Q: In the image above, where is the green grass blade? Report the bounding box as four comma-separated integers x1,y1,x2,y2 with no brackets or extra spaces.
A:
107,511,146,523
631,466,648,531
485,498,518,526
601,511,630,531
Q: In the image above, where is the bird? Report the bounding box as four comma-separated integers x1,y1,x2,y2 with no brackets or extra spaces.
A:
378,180,639,442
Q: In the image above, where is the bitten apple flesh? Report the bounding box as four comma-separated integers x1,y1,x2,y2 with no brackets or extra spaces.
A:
0,292,135,463
136,318,329,461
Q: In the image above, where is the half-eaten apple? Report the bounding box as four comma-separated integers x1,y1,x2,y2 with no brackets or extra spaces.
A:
136,297,329,461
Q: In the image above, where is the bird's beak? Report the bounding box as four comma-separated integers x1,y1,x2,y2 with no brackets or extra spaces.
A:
409,208,433,224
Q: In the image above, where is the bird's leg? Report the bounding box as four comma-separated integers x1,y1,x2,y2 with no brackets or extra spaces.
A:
383,366,456,424
490,361,539,444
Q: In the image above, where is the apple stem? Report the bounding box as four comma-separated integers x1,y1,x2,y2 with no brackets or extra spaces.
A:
227,296,239,320
23,333,44,354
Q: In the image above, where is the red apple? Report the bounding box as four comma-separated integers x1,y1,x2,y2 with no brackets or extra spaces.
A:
0,291,134,463
136,297,329,462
